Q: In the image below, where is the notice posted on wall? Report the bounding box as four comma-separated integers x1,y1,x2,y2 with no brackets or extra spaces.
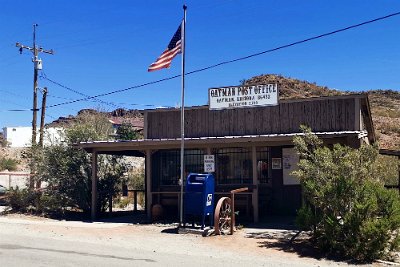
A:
282,147,300,185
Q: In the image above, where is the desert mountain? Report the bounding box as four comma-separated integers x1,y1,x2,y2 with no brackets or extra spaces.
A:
47,74,399,150
243,74,400,150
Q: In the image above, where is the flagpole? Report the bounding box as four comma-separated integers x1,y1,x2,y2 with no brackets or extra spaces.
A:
179,4,187,227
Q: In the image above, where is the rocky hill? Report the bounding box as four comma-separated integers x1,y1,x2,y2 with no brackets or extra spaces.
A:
45,74,399,150
243,74,400,150
47,108,144,130
366,90,400,149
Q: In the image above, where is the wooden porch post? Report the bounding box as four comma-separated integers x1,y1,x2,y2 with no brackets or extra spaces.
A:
91,151,98,221
252,146,259,223
146,149,152,221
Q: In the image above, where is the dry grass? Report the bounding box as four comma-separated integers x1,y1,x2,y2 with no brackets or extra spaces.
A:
244,74,400,149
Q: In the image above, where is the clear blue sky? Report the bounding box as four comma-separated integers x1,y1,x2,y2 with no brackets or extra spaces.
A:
1,0,400,128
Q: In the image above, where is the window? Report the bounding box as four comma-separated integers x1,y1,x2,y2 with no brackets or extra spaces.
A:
215,148,252,185
152,149,204,186
256,147,270,184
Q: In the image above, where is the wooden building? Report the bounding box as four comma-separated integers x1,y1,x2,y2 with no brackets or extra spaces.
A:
79,94,375,222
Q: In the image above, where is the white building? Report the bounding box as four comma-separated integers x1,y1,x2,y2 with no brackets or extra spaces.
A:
2,126,65,148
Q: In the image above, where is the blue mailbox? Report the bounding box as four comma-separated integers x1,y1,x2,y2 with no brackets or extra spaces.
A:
184,173,215,229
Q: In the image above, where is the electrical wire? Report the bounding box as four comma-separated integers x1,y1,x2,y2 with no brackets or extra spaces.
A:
37,11,400,109
40,71,118,108
186,11,400,75
41,74,160,108
0,89,57,119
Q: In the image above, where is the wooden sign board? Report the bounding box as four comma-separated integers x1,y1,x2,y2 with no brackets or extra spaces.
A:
208,84,278,110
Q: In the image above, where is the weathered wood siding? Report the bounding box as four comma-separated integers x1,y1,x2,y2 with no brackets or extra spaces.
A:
146,98,356,139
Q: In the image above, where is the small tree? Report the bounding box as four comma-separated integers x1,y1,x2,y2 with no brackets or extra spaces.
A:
293,126,400,261
20,111,127,215
116,123,141,140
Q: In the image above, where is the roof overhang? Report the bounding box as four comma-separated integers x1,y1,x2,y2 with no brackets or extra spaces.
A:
77,130,367,155
360,94,376,144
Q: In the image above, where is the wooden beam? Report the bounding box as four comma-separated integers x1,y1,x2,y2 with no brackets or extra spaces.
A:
143,112,148,139
252,146,259,223
354,98,361,131
91,151,98,221
145,149,152,221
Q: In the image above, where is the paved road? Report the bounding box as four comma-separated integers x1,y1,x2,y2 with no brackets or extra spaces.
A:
0,215,374,267
1,233,261,267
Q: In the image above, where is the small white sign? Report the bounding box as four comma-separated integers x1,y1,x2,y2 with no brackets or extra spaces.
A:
282,148,300,185
206,194,213,206
204,155,215,172
208,84,279,110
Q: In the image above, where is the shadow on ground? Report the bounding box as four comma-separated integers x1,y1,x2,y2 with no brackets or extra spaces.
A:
246,230,323,258
244,217,353,264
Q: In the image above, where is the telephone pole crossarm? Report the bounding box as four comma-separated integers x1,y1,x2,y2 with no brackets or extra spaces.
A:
16,24,54,146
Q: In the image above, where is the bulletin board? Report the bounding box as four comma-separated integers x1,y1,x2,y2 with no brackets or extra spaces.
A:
282,147,300,185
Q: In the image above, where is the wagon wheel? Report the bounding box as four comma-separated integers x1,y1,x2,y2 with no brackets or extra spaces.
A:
214,197,233,235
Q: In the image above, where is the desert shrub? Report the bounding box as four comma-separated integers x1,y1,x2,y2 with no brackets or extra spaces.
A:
116,123,142,140
293,126,400,262
376,155,399,186
127,165,145,190
22,111,128,215
115,197,131,209
0,157,19,171
7,188,36,212
295,204,320,231
126,165,145,208
7,187,67,215
35,190,67,214
373,107,400,118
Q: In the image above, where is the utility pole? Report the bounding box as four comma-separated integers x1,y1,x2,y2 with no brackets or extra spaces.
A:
16,24,54,146
39,87,48,147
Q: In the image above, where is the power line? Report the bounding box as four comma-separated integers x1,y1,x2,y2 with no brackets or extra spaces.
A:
0,89,57,119
186,11,400,75
44,74,181,108
40,74,178,108
44,11,400,109
0,109,34,112
40,72,117,108
40,73,161,108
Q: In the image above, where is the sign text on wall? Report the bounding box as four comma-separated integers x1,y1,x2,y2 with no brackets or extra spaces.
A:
208,84,278,110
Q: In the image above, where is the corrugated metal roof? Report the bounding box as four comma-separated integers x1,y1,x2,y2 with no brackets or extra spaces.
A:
79,130,367,145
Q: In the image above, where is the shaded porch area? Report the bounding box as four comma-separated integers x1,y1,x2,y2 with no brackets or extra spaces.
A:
79,131,367,222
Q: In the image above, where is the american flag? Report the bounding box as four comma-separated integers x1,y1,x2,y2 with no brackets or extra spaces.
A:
148,24,182,72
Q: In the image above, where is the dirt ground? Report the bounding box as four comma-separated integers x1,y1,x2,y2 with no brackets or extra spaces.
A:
1,212,397,266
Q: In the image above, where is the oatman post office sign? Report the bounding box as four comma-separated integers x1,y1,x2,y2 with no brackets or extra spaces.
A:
208,84,279,110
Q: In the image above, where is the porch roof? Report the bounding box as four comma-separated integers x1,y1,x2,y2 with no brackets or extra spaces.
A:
77,130,367,155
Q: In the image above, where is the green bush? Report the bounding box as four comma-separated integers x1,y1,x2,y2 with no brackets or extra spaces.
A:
21,112,128,215
116,123,142,140
115,197,131,209
7,188,36,213
0,157,19,171
7,188,66,215
36,192,66,214
295,204,318,231
293,126,400,262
